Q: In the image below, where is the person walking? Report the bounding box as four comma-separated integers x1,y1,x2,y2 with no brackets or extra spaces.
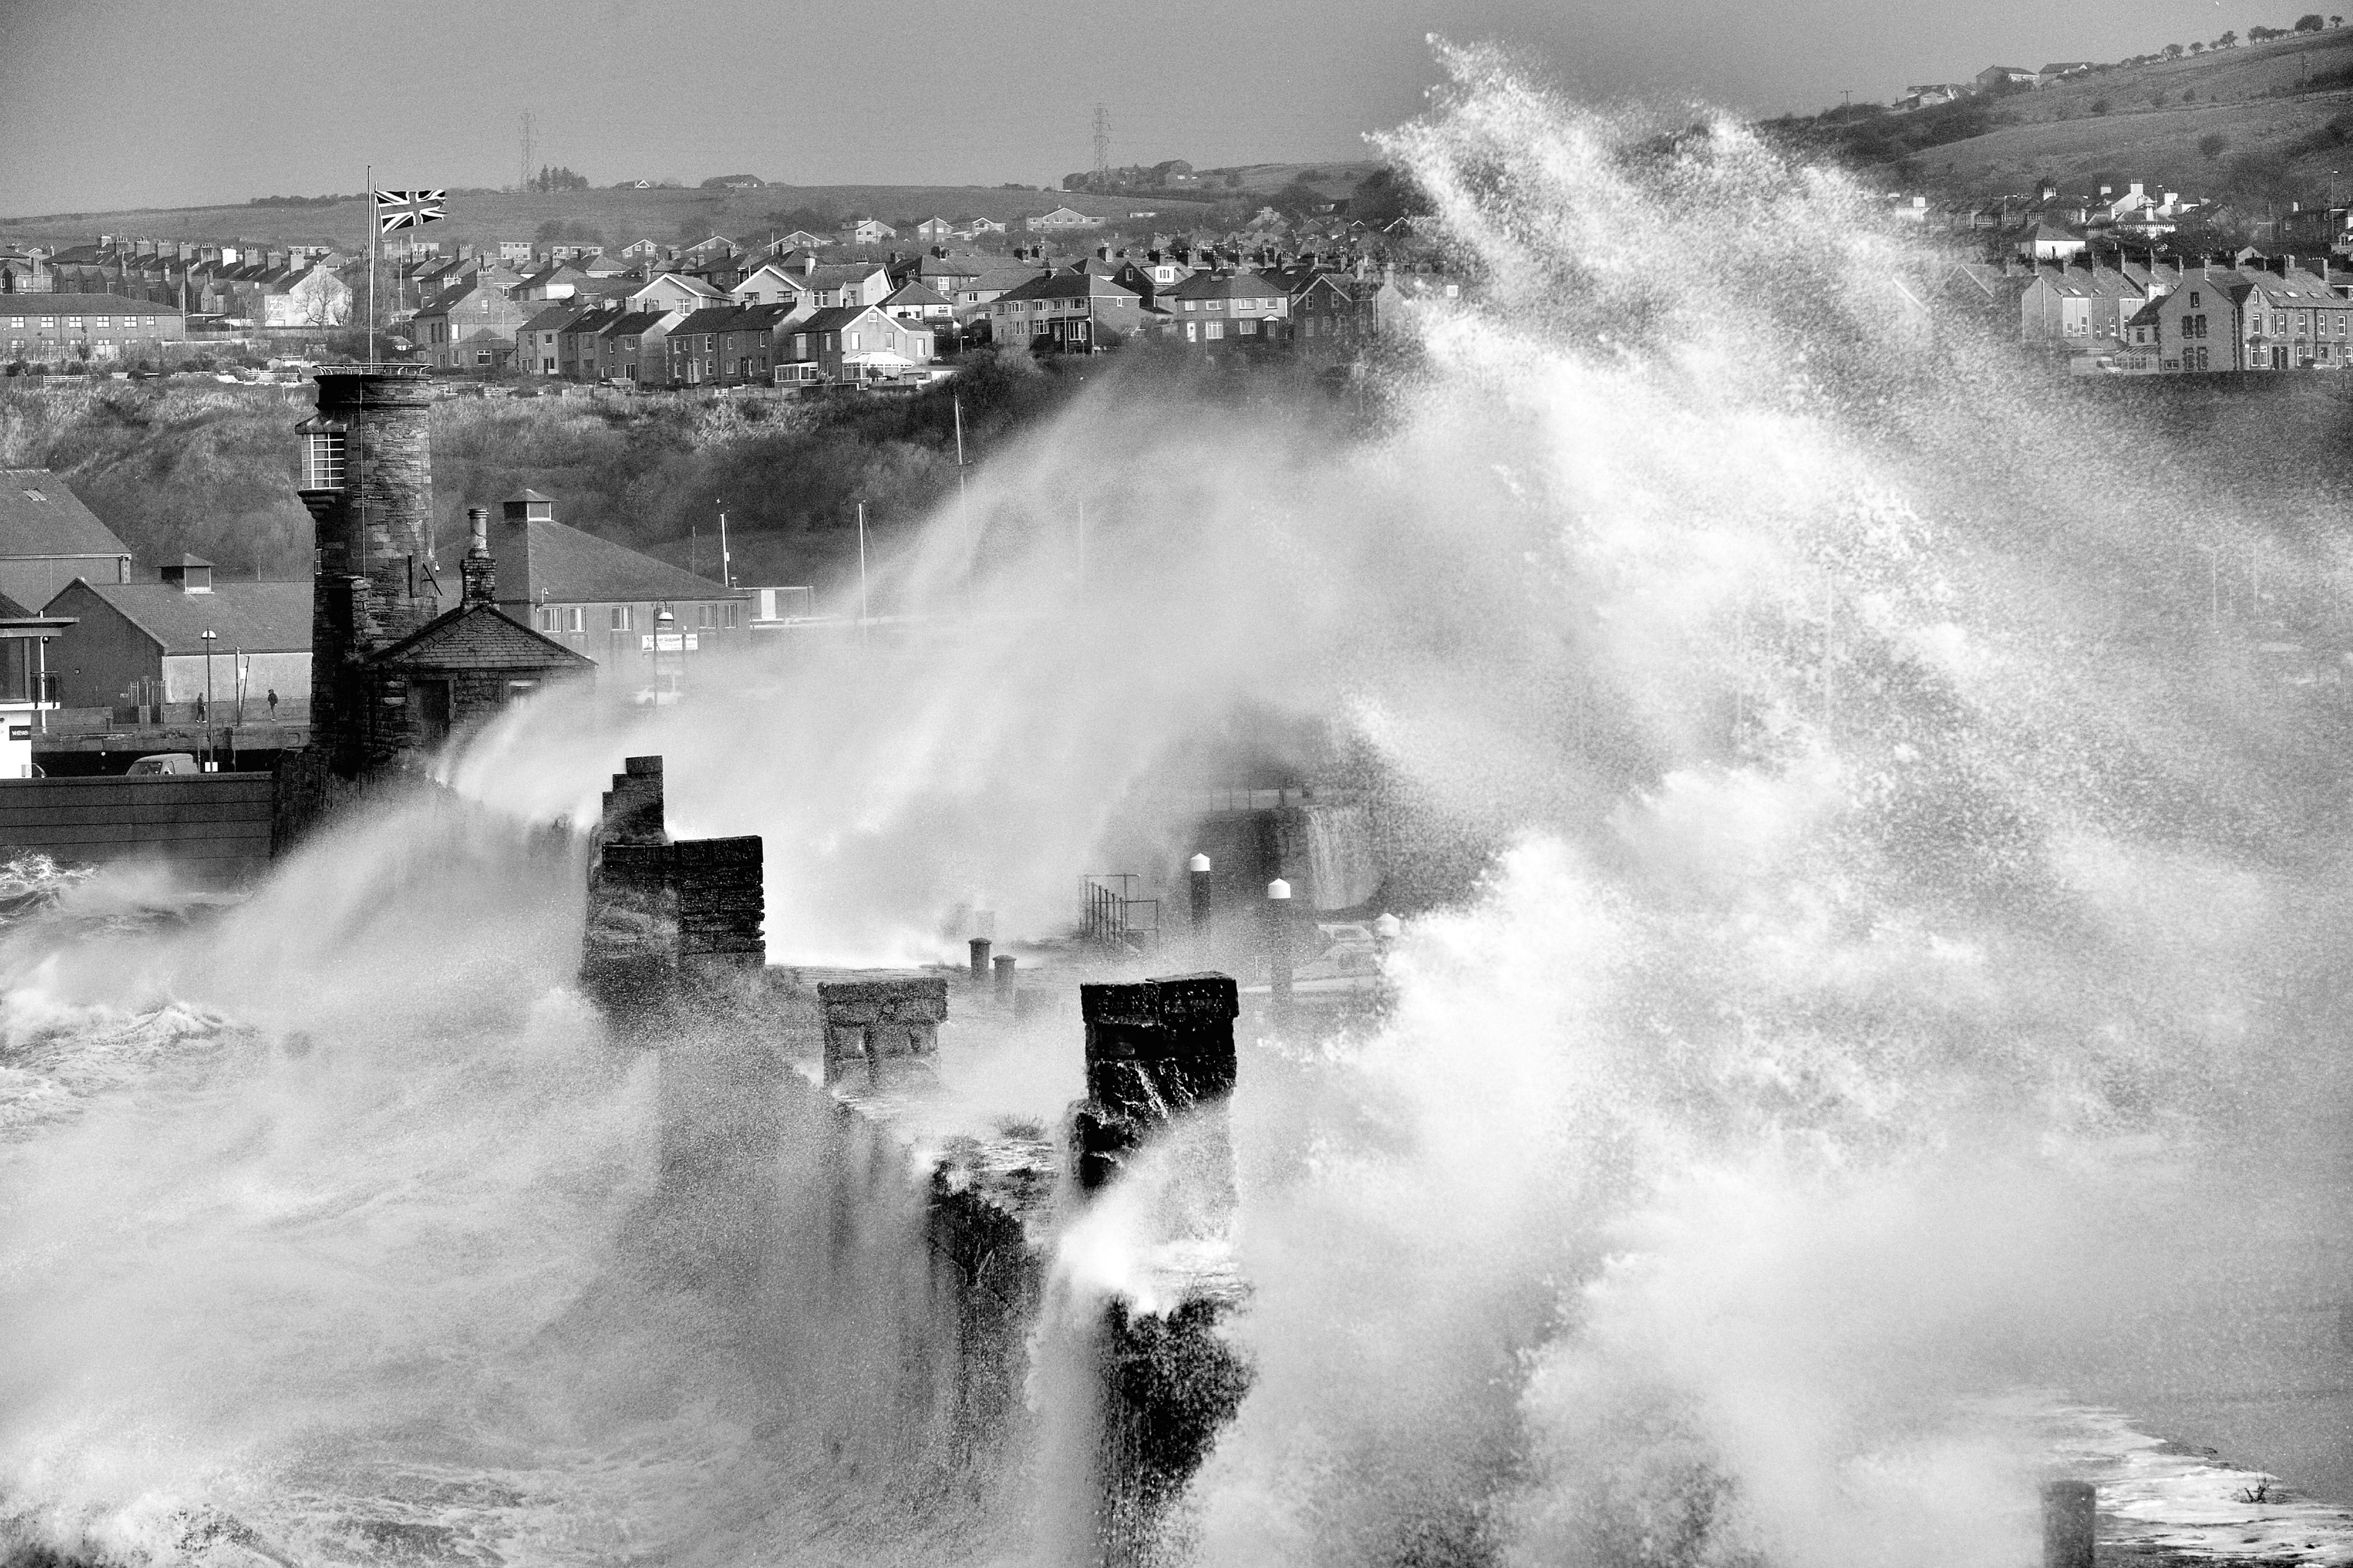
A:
266,688,278,718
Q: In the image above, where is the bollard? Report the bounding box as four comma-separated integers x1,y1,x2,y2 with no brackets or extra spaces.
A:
969,936,993,984
1188,853,1213,935
2041,1479,2095,1568
993,952,1016,1002
1267,878,1294,1013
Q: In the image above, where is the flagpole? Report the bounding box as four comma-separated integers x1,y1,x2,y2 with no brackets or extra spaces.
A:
367,165,376,364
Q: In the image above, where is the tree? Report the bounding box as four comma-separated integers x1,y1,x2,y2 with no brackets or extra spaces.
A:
2192,40,2206,52
2297,12,2326,30
2201,131,2230,157
533,218,604,249
2219,29,2238,45
2166,41,2185,57
527,165,588,193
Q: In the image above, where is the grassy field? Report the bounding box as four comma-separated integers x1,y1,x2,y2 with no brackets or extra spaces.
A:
0,350,1095,594
1833,26,2353,200
0,181,1227,254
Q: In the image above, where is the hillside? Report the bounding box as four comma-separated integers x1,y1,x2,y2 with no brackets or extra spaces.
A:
1793,25,2353,205
0,181,1224,254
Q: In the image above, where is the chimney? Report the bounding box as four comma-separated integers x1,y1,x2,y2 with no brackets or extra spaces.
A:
462,507,495,607
161,555,213,594
801,254,817,277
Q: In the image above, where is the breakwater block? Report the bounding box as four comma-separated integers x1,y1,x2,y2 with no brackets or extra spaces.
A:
1074,973,1239,1193
2043,1479,2096,1568
818,976,949,1091
581,756,764,1016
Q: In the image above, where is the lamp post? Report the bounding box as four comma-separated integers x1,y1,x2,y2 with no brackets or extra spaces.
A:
1267,876,1293,1016
654,607,676,704
199,629,217,770
1188,852,1213,964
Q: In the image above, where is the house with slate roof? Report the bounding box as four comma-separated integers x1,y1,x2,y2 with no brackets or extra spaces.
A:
883,281,955,323
412,272,530,369
587,309,679,383
778,305,938,383
489,491,745,688
44,558,311,711
989,267,1142,354
2,296,187,365
516,303,593,377
1153,267,1288,350
0,471,133,608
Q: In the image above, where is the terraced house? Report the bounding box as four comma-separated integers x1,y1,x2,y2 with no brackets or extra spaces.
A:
777,305,936,384
1159,268,1289,349
2121,263,2353,373
3,295,186,363
989,269,1142,353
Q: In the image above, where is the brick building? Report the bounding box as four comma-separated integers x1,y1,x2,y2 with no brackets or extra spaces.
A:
2,295,187,364
0,472,133,608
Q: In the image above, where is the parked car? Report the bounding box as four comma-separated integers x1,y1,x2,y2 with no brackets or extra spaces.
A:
126,753,199,776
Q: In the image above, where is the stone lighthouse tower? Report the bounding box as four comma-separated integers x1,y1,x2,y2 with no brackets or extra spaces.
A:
294,366,440,779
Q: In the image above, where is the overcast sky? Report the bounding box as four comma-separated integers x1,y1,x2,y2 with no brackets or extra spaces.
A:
0,0,2316,215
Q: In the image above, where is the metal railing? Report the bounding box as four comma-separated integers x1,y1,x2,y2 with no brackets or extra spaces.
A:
1081,873,1160,951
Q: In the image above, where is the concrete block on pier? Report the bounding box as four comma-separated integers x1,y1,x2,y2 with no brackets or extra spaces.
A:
1074,973,1239,1193
818,976,949,1090
581,755,763,1016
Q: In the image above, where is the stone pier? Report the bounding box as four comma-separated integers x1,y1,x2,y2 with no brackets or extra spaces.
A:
581,755,764,1016
575,767,1247,1559
1073,974,1251,1564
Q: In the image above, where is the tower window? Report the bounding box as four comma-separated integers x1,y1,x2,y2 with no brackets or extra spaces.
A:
301,429,345,490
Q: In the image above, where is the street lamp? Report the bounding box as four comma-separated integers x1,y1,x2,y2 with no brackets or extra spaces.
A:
653,607,677,705
1267,876,1294,1014
198,629,218,769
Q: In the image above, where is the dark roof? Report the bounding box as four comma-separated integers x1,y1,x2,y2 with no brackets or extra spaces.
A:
797,305,887,333
1167,270,1285,301
885,281,952,307
600,310,672,336
518,304,589,333
670,306,740,333
997,271,1140,303
49,580,311,654
0,471,133,560
491,512,736,606
371,601,594,674
0,295,184,318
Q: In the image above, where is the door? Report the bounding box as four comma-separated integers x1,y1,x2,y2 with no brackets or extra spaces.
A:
418,680,452,746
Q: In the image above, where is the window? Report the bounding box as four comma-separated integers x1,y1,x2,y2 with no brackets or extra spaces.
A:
610,606,632,631
724,602,739,629
1205,321,1224,340
2189,291,2201,307
697,604,714,627
565,607,584,632
300,429,346,490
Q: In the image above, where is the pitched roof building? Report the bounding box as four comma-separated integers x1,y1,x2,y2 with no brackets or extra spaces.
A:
0,470,133,608
43,563,311,709
487,491,745,688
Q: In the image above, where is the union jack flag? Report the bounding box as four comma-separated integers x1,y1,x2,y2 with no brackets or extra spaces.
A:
373,189,447,232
